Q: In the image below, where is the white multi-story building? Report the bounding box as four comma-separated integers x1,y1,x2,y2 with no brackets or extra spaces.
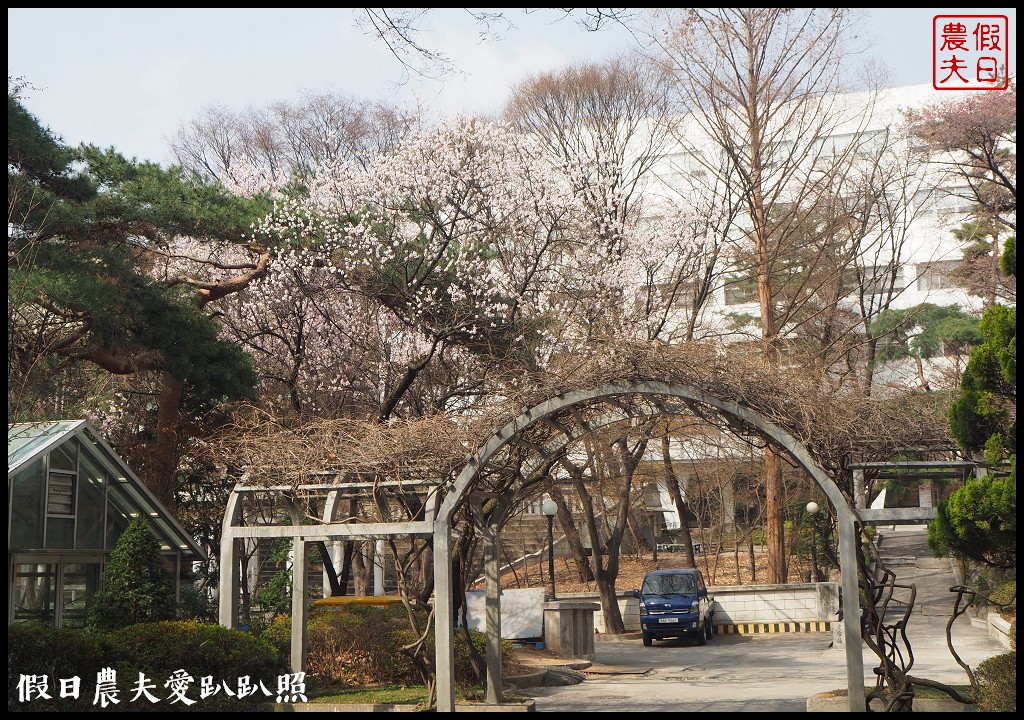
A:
637,83,1002,392
548,82,1012,537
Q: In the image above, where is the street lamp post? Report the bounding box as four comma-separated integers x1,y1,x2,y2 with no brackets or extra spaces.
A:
645,485,661,563
806,501,819,582
541,497,558,601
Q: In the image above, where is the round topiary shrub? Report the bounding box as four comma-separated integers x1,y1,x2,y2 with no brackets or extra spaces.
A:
975,650,1016,712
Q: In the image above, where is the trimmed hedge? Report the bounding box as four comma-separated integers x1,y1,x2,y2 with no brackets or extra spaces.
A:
9,621,284,712
8,624,104,712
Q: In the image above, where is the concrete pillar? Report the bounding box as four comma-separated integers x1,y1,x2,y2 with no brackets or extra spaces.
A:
374,539,385,595
218,490,242,629
853,469,866,509
218,536,239,628
543,601,600,661
483,525,503,705
290,538,307,673
323,540,342,597
433,525,456,713
837,513,866,712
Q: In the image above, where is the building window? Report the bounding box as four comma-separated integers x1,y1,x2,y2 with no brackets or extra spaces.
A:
11,560,102,627
47,471,76,516
915,260,961,291
12,563,58,625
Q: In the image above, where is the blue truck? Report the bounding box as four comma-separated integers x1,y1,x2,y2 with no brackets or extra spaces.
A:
636,567,715,647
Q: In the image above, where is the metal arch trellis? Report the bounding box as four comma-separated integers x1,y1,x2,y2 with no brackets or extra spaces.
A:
216,370,962,713
431,379,871,712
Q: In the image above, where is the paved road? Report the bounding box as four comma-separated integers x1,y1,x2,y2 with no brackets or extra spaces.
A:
518,526,1008,712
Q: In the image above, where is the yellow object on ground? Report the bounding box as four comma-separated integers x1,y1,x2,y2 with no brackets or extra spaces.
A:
313,595,405,609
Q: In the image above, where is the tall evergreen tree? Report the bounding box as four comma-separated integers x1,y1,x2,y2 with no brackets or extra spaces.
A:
9,89,272,508
930,241,1015,568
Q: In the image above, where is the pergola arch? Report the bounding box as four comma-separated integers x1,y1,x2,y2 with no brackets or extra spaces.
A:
431,379,867,711
219,363,950,712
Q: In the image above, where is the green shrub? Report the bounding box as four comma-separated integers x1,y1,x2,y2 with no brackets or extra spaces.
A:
89,518,176,631
975,651,1016,712
260,615,293,659
267,604,517,690
989,580,1016,619
105,619,283,679
8,624,104,712
10,620,287,712
177,583,215,623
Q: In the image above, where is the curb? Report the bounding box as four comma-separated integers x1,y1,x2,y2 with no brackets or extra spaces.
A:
596,624,834,639
274,697,537,712
716,621,832,634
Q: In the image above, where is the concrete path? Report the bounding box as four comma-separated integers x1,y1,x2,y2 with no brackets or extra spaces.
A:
516,525,1007,712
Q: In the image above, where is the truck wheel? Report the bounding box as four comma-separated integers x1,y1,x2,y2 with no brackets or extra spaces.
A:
642,632,653,647
705,620,713,642
697,622,708,646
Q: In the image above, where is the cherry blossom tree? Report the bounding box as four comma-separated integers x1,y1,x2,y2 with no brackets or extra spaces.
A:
905,83,1016,309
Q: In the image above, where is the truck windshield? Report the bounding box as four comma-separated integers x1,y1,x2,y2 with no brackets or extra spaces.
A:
642,574,696,595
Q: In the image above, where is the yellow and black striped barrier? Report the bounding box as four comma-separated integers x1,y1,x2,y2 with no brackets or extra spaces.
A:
715,621,832,635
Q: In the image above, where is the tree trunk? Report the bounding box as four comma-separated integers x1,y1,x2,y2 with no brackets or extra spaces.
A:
553,491,594,583
150,371,185,510
764,447,788,583
748,534,757,583
661,434,697,568
315,541,343,596
352,541,374,596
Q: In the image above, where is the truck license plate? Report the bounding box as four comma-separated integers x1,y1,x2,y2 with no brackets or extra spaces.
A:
658,618,679,623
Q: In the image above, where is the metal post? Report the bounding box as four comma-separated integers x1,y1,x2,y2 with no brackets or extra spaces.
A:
807,501,819,582
651,511,659,563
541,497,558,601
811,522,818,582
546,513,556,601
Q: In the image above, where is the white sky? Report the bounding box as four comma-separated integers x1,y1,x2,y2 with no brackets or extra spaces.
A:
7,8,1018,168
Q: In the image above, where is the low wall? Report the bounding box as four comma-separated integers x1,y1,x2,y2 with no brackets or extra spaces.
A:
987,613,1014,649
463,583,840,638
558,582,840,634
462,588,546,639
